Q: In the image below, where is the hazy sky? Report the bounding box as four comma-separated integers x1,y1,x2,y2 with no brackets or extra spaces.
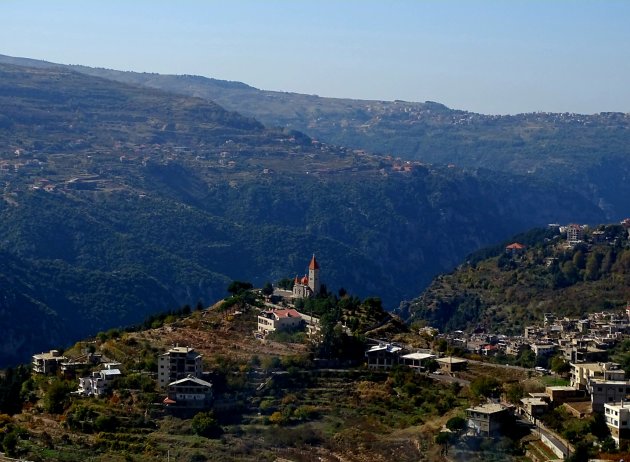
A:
1,0,629,114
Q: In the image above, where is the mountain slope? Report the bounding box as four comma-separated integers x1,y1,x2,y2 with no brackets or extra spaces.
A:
403,224,630,334
0,60,608,365
11,54,625,221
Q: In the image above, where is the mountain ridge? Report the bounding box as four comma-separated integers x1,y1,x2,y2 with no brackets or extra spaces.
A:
0,58,612,365
4,53,624,220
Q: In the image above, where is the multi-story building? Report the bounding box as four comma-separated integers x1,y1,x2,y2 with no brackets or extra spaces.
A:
588,379,630,412
257,309,303,335
158,346,203,389
604,402,630,447
32,350,68,375
76,365,122,397
566,224,584,245
163,375,214,411
365,343,403,370
466,403,510,436
570,362,625,390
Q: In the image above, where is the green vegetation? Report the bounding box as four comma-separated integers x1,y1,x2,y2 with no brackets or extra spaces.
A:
56,58,630,224
407,224,630,333
0,60,613,367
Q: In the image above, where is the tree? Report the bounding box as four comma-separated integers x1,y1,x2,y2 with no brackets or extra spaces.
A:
227,280,253,296
573,250,586,270
470,376,500,399
44,379,71,414
584,251,603,281
505,382,524,404
191,411,221,438
516,348,536,368
445,416,466,433
561,261,579,284
261,282,274,297
550,355,570,375
435,431,451,455
2,430,18,457
277,277,294,290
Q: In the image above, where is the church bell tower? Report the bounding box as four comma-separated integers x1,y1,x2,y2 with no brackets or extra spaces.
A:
308,254,320,295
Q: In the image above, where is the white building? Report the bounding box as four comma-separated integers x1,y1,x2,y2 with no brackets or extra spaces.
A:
588,379,630,412
292,255,321,299
257,309,303,335
158,346,203,389
163,375,213,410
570,362,625,390
605,402,630,446
466,403,510,436
32,350,68,375
76,367,122,397
365,343,403,370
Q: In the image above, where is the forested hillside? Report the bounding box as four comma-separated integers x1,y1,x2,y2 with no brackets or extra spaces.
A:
0,61,608,365
403,224,630,334
9,55,626,220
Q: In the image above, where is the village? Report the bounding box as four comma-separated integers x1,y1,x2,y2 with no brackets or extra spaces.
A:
27,227,630,460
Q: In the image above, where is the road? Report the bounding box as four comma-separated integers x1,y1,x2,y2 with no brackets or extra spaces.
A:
515,411,571,458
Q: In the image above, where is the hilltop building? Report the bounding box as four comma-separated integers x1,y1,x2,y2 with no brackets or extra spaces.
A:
163,375,214,412
466,403,510,436
505,242,526,256
158,346,203,389
292,254,321,299
76,364,122,397
566,224,585,245
605,402,630,447
32,350,68,375
257,308,303,334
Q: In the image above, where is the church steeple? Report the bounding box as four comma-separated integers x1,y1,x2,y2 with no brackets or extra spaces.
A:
308,254,320,294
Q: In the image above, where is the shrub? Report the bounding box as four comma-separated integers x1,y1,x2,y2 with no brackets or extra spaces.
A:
191,411,221,438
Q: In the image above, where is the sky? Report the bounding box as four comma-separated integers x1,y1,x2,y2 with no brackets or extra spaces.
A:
1,0,629,114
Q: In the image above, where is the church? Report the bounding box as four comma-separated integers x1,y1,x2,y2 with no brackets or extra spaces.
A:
292,254,321,299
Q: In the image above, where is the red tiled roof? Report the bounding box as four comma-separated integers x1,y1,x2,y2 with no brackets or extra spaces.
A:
505,242,526,250
273,309,301,319
309,254,319,270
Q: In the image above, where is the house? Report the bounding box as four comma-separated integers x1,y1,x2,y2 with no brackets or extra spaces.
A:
298,312,321,338
591,230,605,244
545,386,586,404
505,242,526,255
604,402,630,447
588,379,630,412
570,362,625,390
466,403,510,436
566,224,584,245
436,356,468,373
365,343,403,370
158,346,203,389
531,343,557,358
257,309,303,335
520,397,549,419
401,352,436,371
481,344,499,356
163,375,213,411
32,350,68,375
76,366,122,397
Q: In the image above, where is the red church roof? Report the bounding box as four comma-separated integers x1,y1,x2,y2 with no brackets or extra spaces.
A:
309,254,319,270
